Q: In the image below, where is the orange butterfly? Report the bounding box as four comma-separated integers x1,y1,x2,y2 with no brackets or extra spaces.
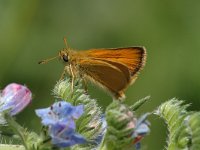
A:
39,39,146,100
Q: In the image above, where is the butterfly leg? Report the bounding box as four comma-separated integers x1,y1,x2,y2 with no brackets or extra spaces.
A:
69,64,75,95
82,77,88,95
60,66,70,80
60,70,66,80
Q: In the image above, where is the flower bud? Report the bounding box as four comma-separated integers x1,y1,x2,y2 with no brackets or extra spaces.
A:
0,83,32,116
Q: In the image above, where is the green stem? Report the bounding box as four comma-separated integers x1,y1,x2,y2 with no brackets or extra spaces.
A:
98,133,107,150
4,114,28,149
0,144,25,150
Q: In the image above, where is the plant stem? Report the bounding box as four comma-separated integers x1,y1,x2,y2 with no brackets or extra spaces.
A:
0,144,25,150
4,114,28,149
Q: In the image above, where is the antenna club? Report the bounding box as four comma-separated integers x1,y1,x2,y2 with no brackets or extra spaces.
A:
38,60,46,64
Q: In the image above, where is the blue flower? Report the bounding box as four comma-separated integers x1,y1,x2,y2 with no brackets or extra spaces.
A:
132,113,150,150
134,113,150,137
35,101,86,147
35,101,84,126
49,123,86,147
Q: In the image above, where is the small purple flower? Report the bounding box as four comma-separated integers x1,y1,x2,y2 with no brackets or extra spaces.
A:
49,123,86,147
35,101,84,126
93,114,107,144
132,113,150,150
0,83,32,116
36,101,86,147
134,114,150,137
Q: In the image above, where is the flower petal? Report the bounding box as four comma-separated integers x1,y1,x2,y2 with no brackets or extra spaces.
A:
0,83,32,116
36,101,84,126
72,105,84,119
36,101,86,147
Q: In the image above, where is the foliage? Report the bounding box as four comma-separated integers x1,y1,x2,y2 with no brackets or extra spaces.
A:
1,80,200,150
0,79,149,150
155,98,200,150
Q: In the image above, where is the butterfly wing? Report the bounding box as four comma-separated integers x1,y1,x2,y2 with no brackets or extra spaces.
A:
78,59,129,99
82,47,146,79
76,47,146,99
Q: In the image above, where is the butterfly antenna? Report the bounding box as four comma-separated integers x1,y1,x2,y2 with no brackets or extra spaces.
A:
63,37,70,50
38,55,59,64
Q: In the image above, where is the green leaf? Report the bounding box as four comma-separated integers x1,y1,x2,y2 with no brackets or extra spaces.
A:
130,96,150,111
155,98,200,150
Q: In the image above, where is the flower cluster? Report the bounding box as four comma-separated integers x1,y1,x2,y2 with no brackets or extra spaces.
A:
104,101,150,150
35,101,86,147
0,81,150,150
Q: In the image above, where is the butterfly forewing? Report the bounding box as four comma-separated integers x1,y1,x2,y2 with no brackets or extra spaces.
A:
81,47,146,75
76,47,146,99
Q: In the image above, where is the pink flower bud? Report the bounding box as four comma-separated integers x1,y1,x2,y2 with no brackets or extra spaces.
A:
0,83,32,115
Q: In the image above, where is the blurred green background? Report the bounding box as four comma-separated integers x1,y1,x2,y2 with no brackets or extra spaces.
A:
1,0,200,149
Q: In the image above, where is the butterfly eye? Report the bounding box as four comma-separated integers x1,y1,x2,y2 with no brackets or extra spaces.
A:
62,54,68,62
